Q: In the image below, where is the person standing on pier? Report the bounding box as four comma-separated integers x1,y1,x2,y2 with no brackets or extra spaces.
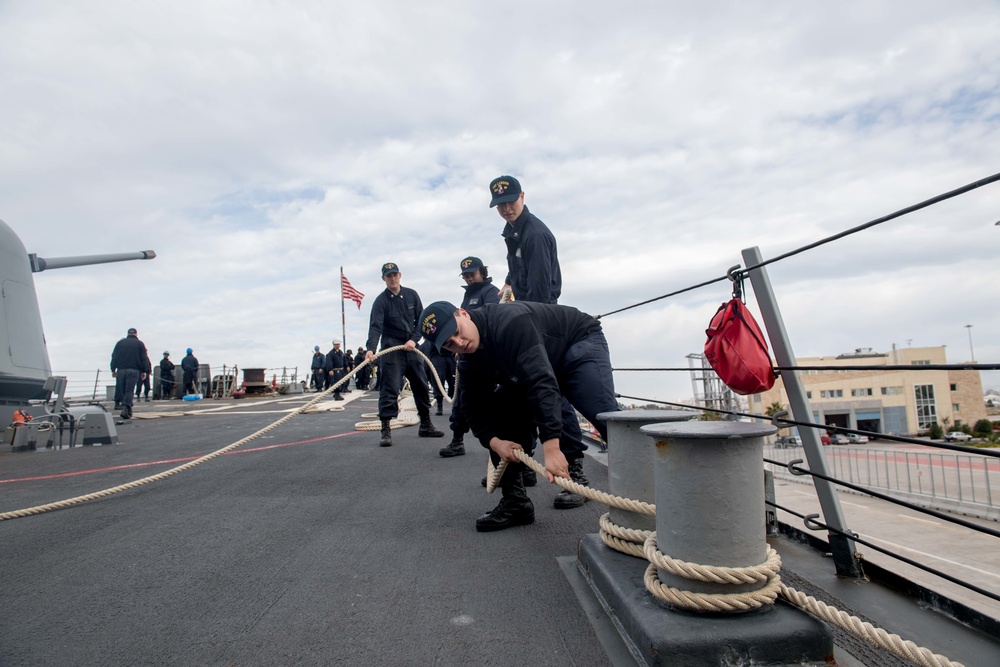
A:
364,262,444,447
418,300,617,531
489,175,592,508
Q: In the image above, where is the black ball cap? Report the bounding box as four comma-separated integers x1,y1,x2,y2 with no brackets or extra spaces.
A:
489,175,521,208
420,301,459,352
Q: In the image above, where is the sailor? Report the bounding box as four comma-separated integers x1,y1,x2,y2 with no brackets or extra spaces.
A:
326,341,347,401
419,339,452,416
135,350,153,402
159,352,175,399
110,327,151,419
181,348,200,395
353,347,369,390
418,300,618,532
438,256,499,459
310,346,327,392
364,262,444,447
489,175,592,507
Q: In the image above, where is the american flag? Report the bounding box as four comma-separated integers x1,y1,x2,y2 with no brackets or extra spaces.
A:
341,274,365,310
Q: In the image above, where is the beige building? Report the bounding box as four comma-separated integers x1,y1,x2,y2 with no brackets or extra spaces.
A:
751,346,986,436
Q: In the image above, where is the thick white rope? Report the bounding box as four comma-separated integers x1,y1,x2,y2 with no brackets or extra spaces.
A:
500,450,963,666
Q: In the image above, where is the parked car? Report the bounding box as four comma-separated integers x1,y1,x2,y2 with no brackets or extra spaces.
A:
774,436,800,449
820,435,830,446
829,434,850,445
944,431,973,442
847,433,869,444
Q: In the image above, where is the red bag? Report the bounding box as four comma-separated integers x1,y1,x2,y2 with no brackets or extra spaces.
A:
704,298,776,395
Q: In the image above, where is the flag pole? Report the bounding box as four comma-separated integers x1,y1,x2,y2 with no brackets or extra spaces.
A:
340,266,347,347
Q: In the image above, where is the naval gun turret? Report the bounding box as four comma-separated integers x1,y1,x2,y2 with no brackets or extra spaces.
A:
0,217,155,407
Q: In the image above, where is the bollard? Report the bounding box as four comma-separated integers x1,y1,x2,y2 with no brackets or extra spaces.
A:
641,420,776,597
598,410,697,534
574,418,832,666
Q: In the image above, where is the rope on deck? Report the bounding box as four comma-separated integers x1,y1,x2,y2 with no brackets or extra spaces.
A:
0,346,454,522
503,449,964,667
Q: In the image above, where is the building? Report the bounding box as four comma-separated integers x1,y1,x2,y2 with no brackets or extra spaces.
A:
751,346,987,436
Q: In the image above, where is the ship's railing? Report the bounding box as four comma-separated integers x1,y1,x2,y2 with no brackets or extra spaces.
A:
598,171,1000,616
766,442,999,520
50,366,301,400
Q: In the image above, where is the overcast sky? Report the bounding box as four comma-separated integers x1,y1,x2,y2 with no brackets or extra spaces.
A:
1,1,998,405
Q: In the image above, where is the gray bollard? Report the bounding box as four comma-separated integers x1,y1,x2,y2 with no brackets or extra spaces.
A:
640,420,776,596
598,410,697,533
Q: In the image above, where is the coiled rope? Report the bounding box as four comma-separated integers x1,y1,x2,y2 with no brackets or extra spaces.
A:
503,449,963,667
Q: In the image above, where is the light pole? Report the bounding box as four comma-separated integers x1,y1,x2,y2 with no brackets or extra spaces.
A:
965,324,975,362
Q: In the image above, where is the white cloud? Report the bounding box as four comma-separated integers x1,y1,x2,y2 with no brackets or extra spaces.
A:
1,0,998,403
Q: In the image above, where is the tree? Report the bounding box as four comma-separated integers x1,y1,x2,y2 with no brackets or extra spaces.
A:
927,422,944,440
974,419,993,437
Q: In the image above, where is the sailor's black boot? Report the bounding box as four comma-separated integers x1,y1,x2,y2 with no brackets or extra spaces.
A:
435,398,443,415
418,415,444,438
379,419,393,447
439,432,465,457
553,455,589,509
476,466,534,532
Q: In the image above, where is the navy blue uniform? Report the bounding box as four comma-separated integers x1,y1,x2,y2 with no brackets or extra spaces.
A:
457,302,617,463
326,347,348,394
111,334,151,410
502,206,561,304
366,286,434,420
159,357,175,399
449,278,501,433
310,351,327,391
181,353,200,395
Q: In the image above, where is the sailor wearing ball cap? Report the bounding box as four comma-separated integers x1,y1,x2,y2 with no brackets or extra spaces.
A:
364,262,444,447
419,299,617,532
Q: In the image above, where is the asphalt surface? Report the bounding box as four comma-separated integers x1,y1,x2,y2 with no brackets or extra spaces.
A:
0,393,612,667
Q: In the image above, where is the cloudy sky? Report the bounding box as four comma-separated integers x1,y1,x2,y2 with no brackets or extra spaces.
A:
2,1,998,405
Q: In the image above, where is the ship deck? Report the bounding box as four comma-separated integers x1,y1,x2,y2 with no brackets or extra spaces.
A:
1,391,998,666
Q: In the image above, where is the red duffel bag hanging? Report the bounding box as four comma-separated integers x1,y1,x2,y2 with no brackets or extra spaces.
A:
704,296,776,395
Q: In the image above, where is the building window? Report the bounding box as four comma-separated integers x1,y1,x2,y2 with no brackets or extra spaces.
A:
953,404,960,412
806,391,812,399
820,389,844,399
914,384,937,429
851,388,873,397
950,384,957,391
912,360,931,366
881,386,902,395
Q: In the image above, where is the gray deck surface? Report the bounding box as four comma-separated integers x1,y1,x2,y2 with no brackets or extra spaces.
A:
1,393,612,667
3,392,999,666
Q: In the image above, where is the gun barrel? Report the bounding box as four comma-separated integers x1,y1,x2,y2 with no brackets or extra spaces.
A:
30,251,156,272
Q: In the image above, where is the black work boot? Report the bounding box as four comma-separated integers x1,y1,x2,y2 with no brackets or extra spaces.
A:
439,432,465,457
333,391,344,401
418,415,444,438
435,398,443,415
476,466,534,532
379,419,393,447
553,455,589,509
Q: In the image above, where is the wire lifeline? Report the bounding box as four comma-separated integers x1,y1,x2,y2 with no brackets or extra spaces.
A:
595,170,1000,320
614,392,1000,460
0,346,453,522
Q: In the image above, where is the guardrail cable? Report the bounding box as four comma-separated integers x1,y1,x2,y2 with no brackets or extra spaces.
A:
614,393,1000,459
596,171,1000,320
769,501,1000,605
